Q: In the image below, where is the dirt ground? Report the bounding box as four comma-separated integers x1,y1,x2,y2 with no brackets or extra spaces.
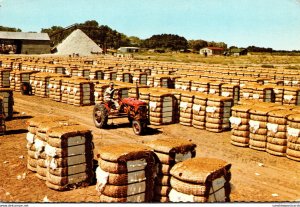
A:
1,93,300,203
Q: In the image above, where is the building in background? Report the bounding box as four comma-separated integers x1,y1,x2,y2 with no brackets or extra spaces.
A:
199,47,225,56
118,47,140,53
0,31,50,54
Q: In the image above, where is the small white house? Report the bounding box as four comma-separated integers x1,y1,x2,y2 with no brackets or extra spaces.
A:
117,47,140,53
199,47,224,56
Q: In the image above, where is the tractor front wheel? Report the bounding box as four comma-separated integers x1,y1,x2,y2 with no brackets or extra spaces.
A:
132,120,144,135
93,104,108,128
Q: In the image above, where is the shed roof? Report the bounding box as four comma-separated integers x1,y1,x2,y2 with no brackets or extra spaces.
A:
0,31,50,41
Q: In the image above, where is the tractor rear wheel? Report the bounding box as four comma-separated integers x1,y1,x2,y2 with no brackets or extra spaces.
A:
93,104,108,128
132,120,143,135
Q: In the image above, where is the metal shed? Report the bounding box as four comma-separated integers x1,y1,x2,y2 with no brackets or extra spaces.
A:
0,31,50,54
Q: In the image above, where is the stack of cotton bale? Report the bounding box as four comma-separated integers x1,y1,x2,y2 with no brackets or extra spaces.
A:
149,91,174,125
169,89,182,124
249,107,276,151
138,88,153,105
45,125,94,190
0,69,10,88
34,73,60,98
128,85,149,99
230,105,252,147
153,75,170,88
205,95,233,133
190,78,210,94
266,109,294,156
273,85,285,104
60,78,71,103
283,86,300,106
67,79,94,106
179,91,194,126
0,88,14,120
192,93,208,129
103,70,117,81
209,81,224,96
94,81,111,104
221,84,240,105
132,71,147,85
169,158,231,202
48,76,65,102
14,71,36,92
175,78,191,91
252,85,274,103
146,76,154,87
26,116,69,173
78,67,91,79
113,86,130,100
9,71,16,90
146,138,196,202
96,144,156,202
286,113,300,161
116,71,132,83
240,83,258,101
89,69,104,80
35,119,78,181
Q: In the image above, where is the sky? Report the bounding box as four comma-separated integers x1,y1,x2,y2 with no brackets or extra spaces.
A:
0,0,300,50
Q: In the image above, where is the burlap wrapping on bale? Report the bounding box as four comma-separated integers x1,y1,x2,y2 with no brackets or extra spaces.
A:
97,143,153,162
156,175,171,186
46,154,93,168
47,125,92,139
37,120,79,133
99,178,154,202
153,195,169,202
99,170,146,186
47,170,94,187
36,165,47,180
48,134,92,148
146,138,196,155
170,157,231,184
267,137,287,145
170,176,231,197
154,185,172,196
99,193,146,203
286,148,300,161
49,162,93,177
27,157,37,172
266,143,286,153
27,149,46,159
27,115,69,129
45,143,94,158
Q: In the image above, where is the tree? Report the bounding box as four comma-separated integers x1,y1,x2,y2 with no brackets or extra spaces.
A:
142,34,188,50
128,36,143,47
0,25,22,32
188,39,208,51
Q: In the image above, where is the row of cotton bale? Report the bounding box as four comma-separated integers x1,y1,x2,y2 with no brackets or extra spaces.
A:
230,102,300,161
2,55,300,83
26,116,94,190
95,140,232,203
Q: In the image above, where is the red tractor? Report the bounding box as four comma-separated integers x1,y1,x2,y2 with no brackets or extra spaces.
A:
93,97,148,135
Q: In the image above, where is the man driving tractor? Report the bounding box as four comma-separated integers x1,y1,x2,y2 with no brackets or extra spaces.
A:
104,82,120,110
